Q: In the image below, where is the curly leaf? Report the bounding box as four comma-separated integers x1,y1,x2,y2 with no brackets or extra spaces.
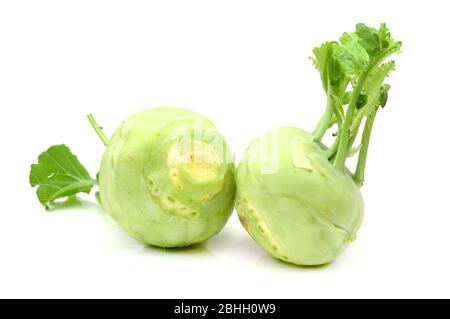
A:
363,61,396,116
336,32,370,75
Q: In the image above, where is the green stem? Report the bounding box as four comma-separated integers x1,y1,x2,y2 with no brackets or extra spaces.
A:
87,114,109,146
348,67,390,149
325,135,339,159
334,103,345,127
312,88,334,141
333,52,388,171
348,108,365,148
325,104,344,160
333,69,371,171
353,111,377,186
327,116,337,129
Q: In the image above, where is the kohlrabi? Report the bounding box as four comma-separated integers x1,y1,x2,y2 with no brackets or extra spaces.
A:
30,107,236,247
235,23,402,266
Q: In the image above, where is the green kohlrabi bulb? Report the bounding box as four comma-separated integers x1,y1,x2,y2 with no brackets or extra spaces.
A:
99,107,236,247
235,127,364,266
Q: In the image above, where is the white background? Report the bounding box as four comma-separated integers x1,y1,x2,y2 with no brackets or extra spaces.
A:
1,0,449,299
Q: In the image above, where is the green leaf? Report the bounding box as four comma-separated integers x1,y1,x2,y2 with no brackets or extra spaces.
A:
378,23,402,55
311,42,348,92
379,84,391,108
336,32,370,75
363,61,396,116
356,93,367,109
355,23,381,55
311,41,335,91
335,23,401,78
29,145,96,208
355,23,402,58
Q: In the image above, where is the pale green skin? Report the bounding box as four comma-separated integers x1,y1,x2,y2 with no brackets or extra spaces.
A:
236,127,364,266
99,107,235,247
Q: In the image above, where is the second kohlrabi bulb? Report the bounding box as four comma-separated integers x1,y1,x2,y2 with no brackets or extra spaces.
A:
99,107,236,247
235,127,364,266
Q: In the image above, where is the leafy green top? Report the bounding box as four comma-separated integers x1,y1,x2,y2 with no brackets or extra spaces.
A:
310,23,402,186
29,145,97,208
29,114,108,208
